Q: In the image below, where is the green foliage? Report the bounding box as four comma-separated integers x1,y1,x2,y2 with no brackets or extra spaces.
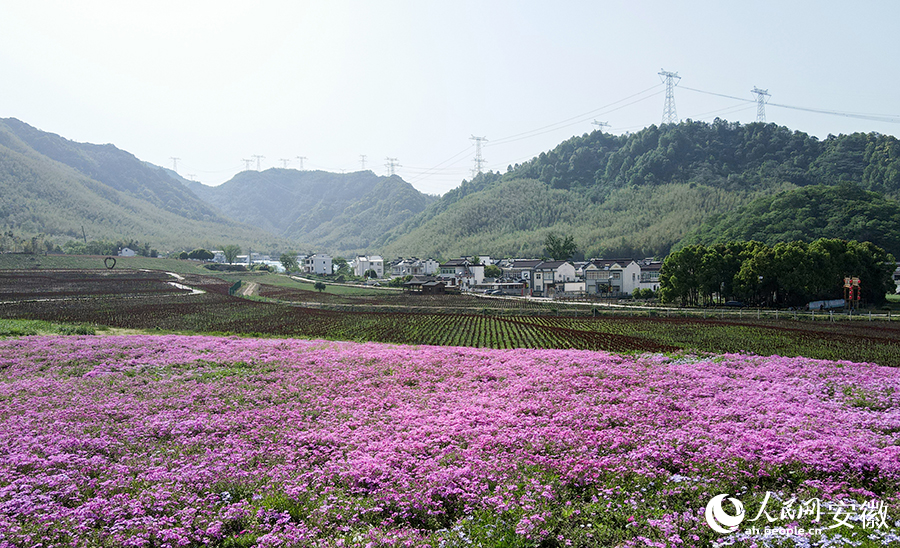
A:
222,245,242,264
678,184,900,258
187,248,214,261
544,232,577,260
279,253,299,273
484,264,503,278
363,269,377,279
660,239,895,307
314,281,327,292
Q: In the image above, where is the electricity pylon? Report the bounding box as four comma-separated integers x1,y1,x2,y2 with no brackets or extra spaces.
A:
658,69,681,125
751,87,771,122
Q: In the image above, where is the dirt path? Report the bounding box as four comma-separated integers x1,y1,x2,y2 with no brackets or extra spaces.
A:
239,281,259,297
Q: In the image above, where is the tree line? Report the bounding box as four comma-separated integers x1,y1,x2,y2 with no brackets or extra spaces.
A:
659,239,896,307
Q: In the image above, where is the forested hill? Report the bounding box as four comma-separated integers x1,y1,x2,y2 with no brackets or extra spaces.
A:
677,184,900,258
379,120,900,259
183,169,438,256
0,118,285,252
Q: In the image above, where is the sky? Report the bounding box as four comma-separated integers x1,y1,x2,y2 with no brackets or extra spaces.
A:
1,0,899,196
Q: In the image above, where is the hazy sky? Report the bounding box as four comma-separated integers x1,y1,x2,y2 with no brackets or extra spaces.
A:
2,1,898,195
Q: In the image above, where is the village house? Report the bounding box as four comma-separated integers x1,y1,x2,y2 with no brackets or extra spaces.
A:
531,260,578,298
304,253,332,275
638,259,663,292
390,257,440,277
438,258,485,290
352,255,384,278
583,259,642,296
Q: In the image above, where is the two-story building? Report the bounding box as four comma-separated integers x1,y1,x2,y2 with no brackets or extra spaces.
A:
438,258,485,290
638,259,663,293
353,255,384,278
531,260,578,298
584,259,642,296
304,253,333,275
390,257,440,278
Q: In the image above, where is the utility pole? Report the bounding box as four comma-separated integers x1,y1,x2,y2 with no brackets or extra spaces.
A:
242,158,252,171
384,157,400,176
470,135,487,178
751,87,771,123
279,158,290,168
658,69,681,125
187,174,196,182
360,154,367,171
169,157,180,173
592,120,610,132
296,156,306,170
252,155,265,171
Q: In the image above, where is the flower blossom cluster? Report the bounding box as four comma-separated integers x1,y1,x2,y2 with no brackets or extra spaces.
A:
1,335,899,547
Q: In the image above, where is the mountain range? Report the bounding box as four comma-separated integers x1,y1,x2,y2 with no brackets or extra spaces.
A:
2,116,899,260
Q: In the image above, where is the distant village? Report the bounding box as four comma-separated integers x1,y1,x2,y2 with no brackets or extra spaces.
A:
196,250,664,299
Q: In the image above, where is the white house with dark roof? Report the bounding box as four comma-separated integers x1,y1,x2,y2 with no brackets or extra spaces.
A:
531,260,577,297
438,258,485,289
353,255,384,278
638,259,663,292
584,259,641,296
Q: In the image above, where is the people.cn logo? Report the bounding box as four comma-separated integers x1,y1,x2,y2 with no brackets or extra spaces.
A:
705,494,746,534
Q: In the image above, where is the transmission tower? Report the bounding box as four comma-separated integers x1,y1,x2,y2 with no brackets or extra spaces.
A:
470,135,487,177
279,158,290,168
751,87,771,122
169,157,180,173
296,156,306,170
360,154,367,170
384,157,400,176
658,69,681,125
592,120,610,132
187,174,196,182
252,155,265,171
241,158,252,171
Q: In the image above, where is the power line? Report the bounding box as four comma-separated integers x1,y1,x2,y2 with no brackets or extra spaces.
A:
682,85,900,124
487,84,663,147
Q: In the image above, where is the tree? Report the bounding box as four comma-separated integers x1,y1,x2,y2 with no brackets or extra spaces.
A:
187,248,214,261
544,233,577,261
364,269,378,279
484,264,503,278
333,257,351,277
223,245,241,264
314,281,326,292
280,253,299,273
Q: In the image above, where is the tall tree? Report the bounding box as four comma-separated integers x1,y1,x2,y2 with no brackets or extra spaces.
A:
544,233,577,261
222,245,241,264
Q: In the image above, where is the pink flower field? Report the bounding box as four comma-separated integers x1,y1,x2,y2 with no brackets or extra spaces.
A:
1,335,900,547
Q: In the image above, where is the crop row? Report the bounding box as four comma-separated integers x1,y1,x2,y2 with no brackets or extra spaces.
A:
3,270,900,365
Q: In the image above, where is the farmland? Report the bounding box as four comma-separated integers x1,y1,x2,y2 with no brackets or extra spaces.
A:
1,268,900,365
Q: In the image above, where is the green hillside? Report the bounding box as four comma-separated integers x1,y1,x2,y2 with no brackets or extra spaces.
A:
676,184,900,257
0,118,285,253
184,169,437,256
380,120,900,259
